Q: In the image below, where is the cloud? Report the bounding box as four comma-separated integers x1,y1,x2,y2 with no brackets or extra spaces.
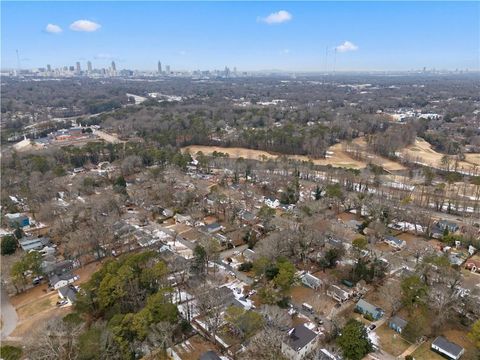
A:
259,10,292,24
45,23,62,34
70,20,101,32
336,41,358,53
178,50,187,56
280,49,290,54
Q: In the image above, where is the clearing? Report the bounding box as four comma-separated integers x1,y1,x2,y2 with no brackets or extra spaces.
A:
374,324,411,356
401,138,480,174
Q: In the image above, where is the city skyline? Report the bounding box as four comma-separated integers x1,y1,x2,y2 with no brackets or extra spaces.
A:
1,1,479,72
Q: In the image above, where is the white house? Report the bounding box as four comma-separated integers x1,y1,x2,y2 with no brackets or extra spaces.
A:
431,336,464,360
384,236,406,249
264,197,280,209
300,272,323,290
50,273,79,290
326,285,350,303
281,324,318,360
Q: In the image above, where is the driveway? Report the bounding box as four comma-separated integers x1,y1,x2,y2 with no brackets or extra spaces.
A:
1,284,18,340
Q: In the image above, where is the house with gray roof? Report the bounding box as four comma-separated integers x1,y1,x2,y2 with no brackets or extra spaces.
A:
355,299,384,320
18,236,51,251
384,235,406,249
300,272,323,290
327,285,350,303
281,324,318,360
431,336,464,360
58,285,78,305
388,316,407,333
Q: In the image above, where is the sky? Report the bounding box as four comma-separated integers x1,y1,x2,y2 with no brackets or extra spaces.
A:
1,1,479,72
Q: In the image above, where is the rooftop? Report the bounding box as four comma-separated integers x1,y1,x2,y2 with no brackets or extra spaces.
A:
285,324,317,351
432,336,464,357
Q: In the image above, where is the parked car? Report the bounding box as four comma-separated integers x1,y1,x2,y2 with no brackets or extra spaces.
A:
32,276,44,285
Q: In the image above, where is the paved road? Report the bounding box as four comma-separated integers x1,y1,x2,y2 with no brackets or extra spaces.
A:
0,284,18,340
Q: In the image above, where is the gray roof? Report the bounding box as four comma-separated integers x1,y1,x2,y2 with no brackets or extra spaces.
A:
200,351,222,360
432,336,464,357
286,325,317,351
389,316,407,330
49,272,76,285
356,299,384,315
18,236,50,251
385,236,404,246
302,273,322,287
58,286,78,302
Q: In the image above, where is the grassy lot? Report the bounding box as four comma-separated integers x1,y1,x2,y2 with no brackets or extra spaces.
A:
411,342,448,360
374,324,410,356
16,293,57,319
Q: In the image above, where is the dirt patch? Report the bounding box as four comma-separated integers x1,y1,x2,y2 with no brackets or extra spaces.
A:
401,138,480,173
16,292,58,319
74,261,103,285
375,323,411,356
182,144,367,170
411,341,445,360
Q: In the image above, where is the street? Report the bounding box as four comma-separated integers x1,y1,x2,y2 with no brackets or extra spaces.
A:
0,284,18,340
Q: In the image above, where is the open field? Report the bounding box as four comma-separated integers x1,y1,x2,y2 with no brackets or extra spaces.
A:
374,324,411,356
350,137,406,171
411,342,446,360
401,138,480,173
183,144,367,170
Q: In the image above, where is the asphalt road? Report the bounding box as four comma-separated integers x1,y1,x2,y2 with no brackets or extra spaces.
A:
0,284,18,340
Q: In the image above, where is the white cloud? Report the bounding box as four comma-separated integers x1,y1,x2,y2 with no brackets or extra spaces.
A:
178,50,187,56
280,49,290,54
45,23,62,34
336,41,358,53
70,20,101,32
259,10,292,24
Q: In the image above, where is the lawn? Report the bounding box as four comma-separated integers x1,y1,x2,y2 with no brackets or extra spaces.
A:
374,324,410,356
411,342,446,360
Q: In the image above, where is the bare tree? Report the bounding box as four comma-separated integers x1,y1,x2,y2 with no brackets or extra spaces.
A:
27,317,84,360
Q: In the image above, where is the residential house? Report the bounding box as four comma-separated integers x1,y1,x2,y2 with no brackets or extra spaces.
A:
318,349,340,360
174,214,193,225
388,316,407,333
431,336,465,360
199,351,222,360
326,285,350,303
264,197,280,209
465,257,480,273
281,324,318,360
384,235,406,249
243,248,256,262
204,223,223,234
355,299,384,320
42,260,74,277
49,273,79,290
5,213,30,228
300,272,323,290
239,210,256,224
58,285,78,305
437,220,460,233
18,236,51,251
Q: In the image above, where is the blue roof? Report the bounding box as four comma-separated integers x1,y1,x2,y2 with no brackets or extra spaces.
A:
356,299,384,316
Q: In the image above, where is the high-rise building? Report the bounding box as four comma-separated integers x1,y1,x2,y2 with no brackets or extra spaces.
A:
76,62,81,73
165,65,170,74
111,61,116,72
157,61,162,73
47,64,52,72
69,66,75,72
87,61,92,72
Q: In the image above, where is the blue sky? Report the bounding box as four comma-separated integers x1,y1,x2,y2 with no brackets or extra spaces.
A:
1,1,479,71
